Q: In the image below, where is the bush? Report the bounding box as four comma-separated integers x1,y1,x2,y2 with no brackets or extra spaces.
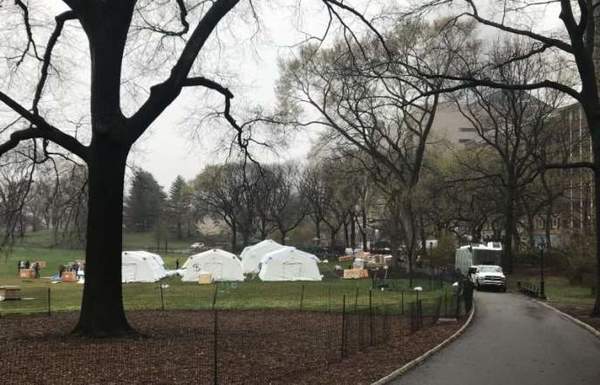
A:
559,233,595,286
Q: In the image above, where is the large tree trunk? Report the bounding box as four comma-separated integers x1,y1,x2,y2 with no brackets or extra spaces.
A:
73,141,132,337
503,183,516,273
350,215,356,250
592,161,600,316
361,207,368,251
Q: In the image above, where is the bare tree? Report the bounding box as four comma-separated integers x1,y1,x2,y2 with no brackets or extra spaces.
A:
277,19,472,283
0,0,382,335
409,0,600,316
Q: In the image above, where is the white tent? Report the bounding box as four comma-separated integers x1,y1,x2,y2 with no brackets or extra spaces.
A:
258,247,322,281
121,251,168,283
181,249,244,282
240,239,285,274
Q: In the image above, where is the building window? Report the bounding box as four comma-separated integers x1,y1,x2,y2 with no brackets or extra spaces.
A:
535,217,545,229
551,216,560,230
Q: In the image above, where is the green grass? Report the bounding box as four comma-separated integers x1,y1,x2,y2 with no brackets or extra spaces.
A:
0,231,450,316
508,273,596,306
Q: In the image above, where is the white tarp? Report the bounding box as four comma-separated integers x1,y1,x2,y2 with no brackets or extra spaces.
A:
258,247,322,281
240,239,285,274
181,249,244,282
121,251,168,283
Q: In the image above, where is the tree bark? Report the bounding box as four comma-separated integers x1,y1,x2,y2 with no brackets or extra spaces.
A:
361,207,368,251
73,140,132,337
592,161,600,316
503,182,516,273
350,215,356,250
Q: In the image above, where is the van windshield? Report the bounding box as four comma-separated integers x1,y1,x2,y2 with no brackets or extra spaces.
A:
478,266,502,273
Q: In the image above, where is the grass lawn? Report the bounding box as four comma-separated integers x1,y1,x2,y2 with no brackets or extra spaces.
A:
508,272,596,307
1,233,451,316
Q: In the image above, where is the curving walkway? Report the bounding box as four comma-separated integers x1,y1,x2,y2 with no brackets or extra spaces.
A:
391,291,600,385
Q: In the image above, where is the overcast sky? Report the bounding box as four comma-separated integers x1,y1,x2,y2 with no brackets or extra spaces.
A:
128,2,359,188
0,1,566,190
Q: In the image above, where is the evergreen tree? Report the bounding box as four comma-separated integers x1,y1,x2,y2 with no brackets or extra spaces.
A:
124,170,165,232
167,175,191,240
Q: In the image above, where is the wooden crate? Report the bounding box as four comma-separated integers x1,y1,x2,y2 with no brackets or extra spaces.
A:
0,286,21,301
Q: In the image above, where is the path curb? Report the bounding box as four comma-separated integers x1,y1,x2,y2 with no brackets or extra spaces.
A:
371,302,476,385
532,298,600,340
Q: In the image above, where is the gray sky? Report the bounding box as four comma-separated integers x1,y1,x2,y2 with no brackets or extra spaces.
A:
0,1,567,189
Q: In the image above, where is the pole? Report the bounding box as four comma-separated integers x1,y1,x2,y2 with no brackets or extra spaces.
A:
401,290,404,315
341,295,346,358
47,287,51,317
540,246,546,299
212,282,219,310
354,287,359,311
369,289,373,346
299,284,305,312
159,285,165,311
213,307,218,385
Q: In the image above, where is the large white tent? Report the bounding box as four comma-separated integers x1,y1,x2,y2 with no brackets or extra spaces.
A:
258,247,322,281
181,249,244,282
240,239,285,274
121,251,168,283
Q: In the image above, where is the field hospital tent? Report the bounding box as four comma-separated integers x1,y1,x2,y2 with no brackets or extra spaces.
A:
258,247,322,281
240,239,285,274
181,249,244,282
121,251,168,283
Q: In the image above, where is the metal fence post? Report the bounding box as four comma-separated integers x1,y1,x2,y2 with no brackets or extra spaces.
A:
354,287,359,311
444,288,448,318
341,295,347,359
455,288,461,319
369,289,373,346
328,285,332,313
213,308,218,385
401,290,404,315
212,282,218,310
159,285,165,311
47,287,51,317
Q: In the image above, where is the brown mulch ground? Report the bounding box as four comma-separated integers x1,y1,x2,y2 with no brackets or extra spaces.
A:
0,310,464,385
550,303,600,333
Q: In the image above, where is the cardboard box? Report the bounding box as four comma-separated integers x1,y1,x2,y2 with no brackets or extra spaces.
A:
338,256,354,262
19,269,34,279
62,271,77,282
198,272,213,285
343,269,369,279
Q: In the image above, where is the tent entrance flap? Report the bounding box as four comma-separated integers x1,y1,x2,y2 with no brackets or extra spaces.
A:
205,263,224,280
123,264,136,282
283,262,302,279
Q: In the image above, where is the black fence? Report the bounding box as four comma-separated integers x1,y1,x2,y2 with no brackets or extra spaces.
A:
0,286,472,385
517,281,543,298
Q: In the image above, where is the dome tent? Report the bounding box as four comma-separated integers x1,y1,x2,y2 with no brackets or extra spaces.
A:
182,249,244,282
240,239,285,274
121,251,168,283
258,247,322,281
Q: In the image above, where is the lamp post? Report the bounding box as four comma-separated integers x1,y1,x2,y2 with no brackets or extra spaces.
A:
537,240,546,300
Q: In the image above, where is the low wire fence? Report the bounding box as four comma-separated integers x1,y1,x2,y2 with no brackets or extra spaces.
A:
0,284,472,384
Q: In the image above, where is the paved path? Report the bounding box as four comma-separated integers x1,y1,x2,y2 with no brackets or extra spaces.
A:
392,291,600,385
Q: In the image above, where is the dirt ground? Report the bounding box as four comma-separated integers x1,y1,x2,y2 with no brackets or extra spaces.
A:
0,310,463,385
